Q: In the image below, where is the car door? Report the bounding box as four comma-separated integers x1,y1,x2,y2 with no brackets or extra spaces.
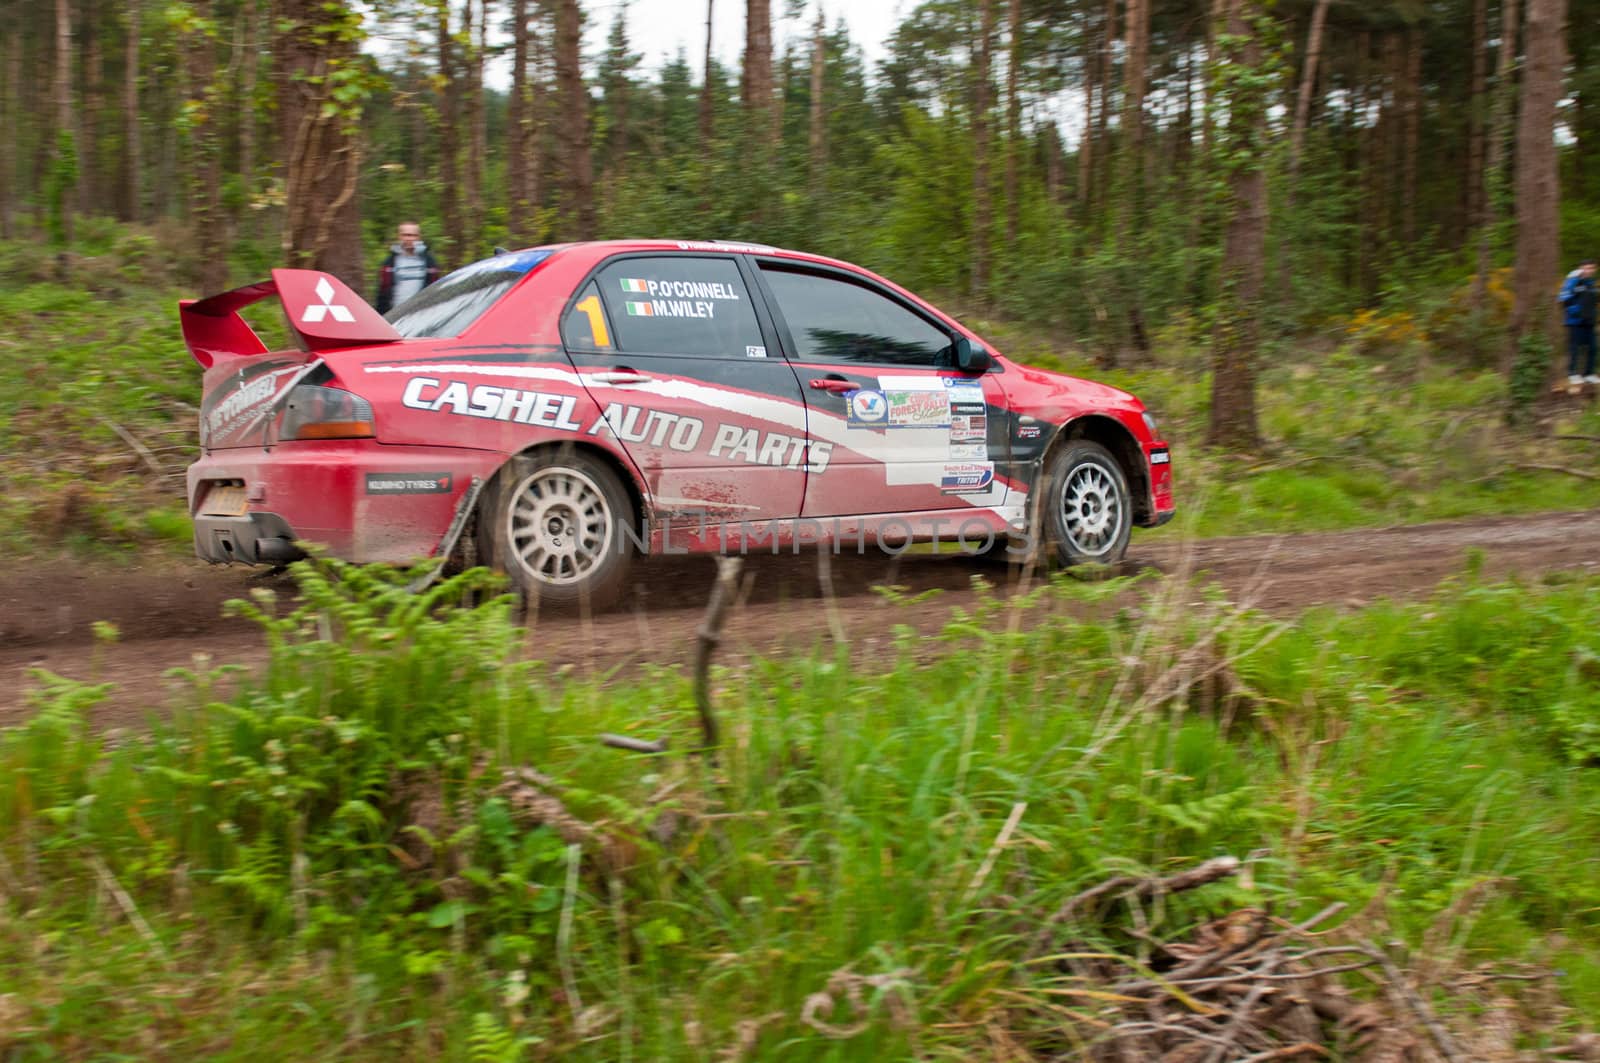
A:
560,253,810,527
752,261,1009,519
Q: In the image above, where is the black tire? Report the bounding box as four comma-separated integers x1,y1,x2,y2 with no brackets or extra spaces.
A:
480,449,634,611
1041,440,1132,567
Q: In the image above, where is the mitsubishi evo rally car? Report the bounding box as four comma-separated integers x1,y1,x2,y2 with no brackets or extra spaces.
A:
183,240,1173,607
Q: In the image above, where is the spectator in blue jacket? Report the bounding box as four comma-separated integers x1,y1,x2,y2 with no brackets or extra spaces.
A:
1560,259,1599,385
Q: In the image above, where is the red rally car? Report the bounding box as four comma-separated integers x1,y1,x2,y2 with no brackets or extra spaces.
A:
183,240,1174,607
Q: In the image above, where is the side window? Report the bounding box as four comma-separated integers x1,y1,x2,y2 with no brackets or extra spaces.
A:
563,281,614,350
761,268,954,368
591,256,766,357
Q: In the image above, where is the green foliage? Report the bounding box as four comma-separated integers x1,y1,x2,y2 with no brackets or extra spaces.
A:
1508,330,1552,423
3,560,1600,1055
45,131,79,247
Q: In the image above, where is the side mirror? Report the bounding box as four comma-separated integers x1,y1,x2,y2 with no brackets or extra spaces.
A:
953,336,993,374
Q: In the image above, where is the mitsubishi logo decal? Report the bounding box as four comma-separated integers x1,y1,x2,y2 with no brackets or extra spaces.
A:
301,277,355,324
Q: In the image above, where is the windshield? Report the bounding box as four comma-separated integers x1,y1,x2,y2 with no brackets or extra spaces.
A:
386,248,555,338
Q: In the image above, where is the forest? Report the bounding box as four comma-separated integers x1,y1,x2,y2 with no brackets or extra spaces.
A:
0,0,1591,445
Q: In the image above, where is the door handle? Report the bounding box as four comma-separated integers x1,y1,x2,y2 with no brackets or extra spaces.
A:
808,377,857,394
592,369,653,386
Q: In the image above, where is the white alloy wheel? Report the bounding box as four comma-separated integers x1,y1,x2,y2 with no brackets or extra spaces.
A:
1058,458,1125,558
1043,440,1133,567
505,466,613,586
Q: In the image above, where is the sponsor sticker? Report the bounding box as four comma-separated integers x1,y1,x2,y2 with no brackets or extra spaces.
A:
848,389,889,425
949,442,988,461
887,389,950,428
746,345,768,359
950,414,986,442
366,472,454,495
1150,449,1171,465
1017,425,1042,439
940,462,994,494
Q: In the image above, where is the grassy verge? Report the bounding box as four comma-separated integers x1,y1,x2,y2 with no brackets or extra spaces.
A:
1,560,1597,1058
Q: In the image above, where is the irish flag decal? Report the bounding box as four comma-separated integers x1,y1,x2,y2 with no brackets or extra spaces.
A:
620,278,650,293
625,301,655,316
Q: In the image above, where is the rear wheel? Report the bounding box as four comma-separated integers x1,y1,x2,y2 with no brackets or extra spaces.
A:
1042,440,1132,567
481,450,634,611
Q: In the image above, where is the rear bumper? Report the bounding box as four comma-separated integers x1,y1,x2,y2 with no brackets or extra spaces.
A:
187,441,504,565
193,511,306,565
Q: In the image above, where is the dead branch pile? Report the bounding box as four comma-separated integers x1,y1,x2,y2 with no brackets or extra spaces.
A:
1023,860,1587,1062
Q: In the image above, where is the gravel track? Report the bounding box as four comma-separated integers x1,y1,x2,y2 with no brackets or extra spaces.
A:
3,509,1596,729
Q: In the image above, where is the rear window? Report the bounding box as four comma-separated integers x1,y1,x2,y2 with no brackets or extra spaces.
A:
386,249,553,338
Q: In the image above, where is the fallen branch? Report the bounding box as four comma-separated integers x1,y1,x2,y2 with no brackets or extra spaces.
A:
1359,939,1468,1063
799,967,916,1040
99,418,168,478
959,801,1027,907
599,734,668,755
1038,855,1241,941
1512,462,1600,481
89,854,173,968
1203,950,1285,1063
693,556,743,758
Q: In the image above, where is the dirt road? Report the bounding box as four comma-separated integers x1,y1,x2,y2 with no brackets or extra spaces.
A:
3,509,1597,728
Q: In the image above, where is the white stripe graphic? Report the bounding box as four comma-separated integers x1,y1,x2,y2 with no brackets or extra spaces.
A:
362,362,1025,507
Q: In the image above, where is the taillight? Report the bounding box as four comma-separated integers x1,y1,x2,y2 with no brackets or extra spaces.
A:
279,384,375,440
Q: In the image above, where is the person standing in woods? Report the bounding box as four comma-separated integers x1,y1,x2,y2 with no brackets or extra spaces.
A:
1559,259,1599,386
375,222,441,314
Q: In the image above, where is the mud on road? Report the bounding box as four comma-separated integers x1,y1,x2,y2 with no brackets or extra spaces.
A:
3,509,1598,729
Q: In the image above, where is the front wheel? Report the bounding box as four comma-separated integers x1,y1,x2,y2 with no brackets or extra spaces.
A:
480,450,634,611
1042,440,1132,567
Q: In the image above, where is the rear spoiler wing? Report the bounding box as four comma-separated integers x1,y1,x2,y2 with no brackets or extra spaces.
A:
179,269,402,368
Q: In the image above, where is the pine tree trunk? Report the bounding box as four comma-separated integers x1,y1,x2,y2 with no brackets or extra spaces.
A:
972,0,994,304
509,0,531,242
1511,0,1567,376
553,0,593,239
699,0,714,147
742,0,774,143
81,6,100,216
275,0,364,292
238,0,258,235
1377,33,1401,267
461,0,484,259
189,0,227,293
1203,0,1220,154
1004,0,1021,248
1076,6,1097,208
1402,29,1422,247
614,29,630,172
1122,0,1148,185
807,6,824,194
1208,0,1266,451
1465,0,1488,246
1,4,17,237
436,0,461,263
1116,0,1152,360
1044,123,1062,203
1473,0,1518,312
54,0,74,245
1288,0,1329,173
528,31,546,229
1096,0,1116,213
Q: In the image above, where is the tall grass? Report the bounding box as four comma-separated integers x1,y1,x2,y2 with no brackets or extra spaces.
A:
1,559,1598,1058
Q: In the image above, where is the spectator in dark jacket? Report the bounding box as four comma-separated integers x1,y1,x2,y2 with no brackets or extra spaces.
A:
375,222,441,314
1559,259,1599,385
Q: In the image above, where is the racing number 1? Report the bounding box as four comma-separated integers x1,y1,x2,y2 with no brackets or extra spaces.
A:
575,295,611,348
